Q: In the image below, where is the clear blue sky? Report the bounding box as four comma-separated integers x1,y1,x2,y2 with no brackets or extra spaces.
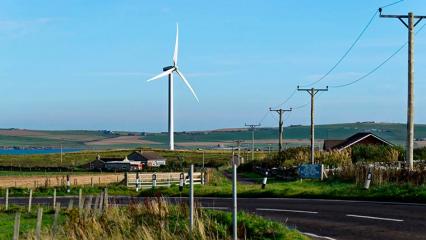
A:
0,0,425,132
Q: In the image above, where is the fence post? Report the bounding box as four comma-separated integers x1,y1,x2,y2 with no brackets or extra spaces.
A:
99,190,104,213
52,202,61,232
67,199,74,210
104,188,108,209
125,172,129,187
152,173,157,189
136,172,140,192
66,175,70,193
5,188,9,211
94,195,100,211
28,189,33,213
179,173,184,192
85,195,93,217
35,207,43,240
53,188,57,208
13,212,20,240
91,177,94,187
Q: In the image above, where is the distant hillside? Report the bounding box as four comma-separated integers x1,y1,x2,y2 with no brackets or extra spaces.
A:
0,123,425,149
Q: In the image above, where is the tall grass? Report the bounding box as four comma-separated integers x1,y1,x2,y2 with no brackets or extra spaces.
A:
25,197,306,240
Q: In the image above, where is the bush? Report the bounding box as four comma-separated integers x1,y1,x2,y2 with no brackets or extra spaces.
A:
351,145,404,163
270,147,351,167
414,147,426,160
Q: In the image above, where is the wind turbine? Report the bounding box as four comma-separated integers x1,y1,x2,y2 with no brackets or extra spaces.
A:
147,23,199,151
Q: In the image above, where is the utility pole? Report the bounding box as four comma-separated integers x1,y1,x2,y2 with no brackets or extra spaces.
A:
379,9,425,171
297,86,328,164
233,140,244,165
269,108,292,152
245,123,261,161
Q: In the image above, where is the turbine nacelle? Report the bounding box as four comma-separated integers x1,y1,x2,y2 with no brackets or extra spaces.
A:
163,66,175,72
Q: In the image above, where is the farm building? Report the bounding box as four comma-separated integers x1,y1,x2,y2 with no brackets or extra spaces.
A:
83,151,166,171
323,132,393,151
104,157,143,171
127,150,167,167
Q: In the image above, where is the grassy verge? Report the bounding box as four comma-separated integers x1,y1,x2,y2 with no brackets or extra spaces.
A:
0,199,307,240
1,170,426,203
0,207,63,239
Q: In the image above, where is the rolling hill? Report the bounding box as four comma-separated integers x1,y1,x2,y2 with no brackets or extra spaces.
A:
0,122,425,150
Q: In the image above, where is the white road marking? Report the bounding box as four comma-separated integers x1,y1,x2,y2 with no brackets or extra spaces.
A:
199,206,228,210
256,208,318,214
346,214,404,222
302,232,337,240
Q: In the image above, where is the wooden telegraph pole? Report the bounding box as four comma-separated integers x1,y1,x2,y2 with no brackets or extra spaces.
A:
269,108,292,152
245,123,261,161
297,86,328,164
379,9,425,171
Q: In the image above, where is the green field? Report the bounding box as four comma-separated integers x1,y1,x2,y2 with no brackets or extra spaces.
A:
0,148,237,168
2,170,425,203
143,122,426,146
0,123,426,149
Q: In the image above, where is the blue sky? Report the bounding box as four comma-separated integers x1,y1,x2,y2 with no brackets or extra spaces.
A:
0,0,425,132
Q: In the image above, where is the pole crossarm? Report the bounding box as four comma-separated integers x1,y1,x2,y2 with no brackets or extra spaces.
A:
297,86,329,96
379,9,425,29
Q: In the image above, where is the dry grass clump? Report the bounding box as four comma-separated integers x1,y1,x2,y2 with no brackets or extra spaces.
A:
24,196,305,240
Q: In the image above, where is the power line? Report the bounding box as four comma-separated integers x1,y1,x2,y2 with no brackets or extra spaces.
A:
380,0,404,9
329,22,425,88
300,10,378,88
257,0,405,125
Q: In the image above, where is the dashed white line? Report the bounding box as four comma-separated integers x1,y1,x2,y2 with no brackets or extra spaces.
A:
346,214,404,222
256,208,318,214
302,232,337,240
199,206,228,210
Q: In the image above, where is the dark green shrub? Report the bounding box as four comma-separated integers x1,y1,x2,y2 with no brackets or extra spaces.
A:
351,145,404,163
414,147,426,160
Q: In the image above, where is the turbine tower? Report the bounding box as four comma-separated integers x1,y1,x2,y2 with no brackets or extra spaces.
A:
147,24,199,151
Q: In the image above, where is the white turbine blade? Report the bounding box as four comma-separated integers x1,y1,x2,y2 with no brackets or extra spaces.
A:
147,68,175,82
176,69,199,102
173,23,179,66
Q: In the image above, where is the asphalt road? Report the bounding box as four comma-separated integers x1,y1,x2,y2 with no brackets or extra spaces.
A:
2,196,426,240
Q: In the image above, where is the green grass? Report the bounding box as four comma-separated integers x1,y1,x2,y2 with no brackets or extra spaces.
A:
0,207,61,239
135,170,426,203
1,169,426,203
142,123,426,146
0,148,236,168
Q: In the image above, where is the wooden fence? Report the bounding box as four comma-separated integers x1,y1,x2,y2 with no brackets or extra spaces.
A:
125,172,205,189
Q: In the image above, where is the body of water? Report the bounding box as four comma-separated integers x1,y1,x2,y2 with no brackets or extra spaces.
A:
0,149,81,155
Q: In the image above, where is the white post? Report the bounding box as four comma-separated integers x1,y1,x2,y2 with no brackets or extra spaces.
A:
5,188,9,211
232,162,237,240
28,189,33,213
66,175,70,193
53,188,57,208
189,164,194,232
152,173,157,189
262,171,268,189
179,172,184,192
